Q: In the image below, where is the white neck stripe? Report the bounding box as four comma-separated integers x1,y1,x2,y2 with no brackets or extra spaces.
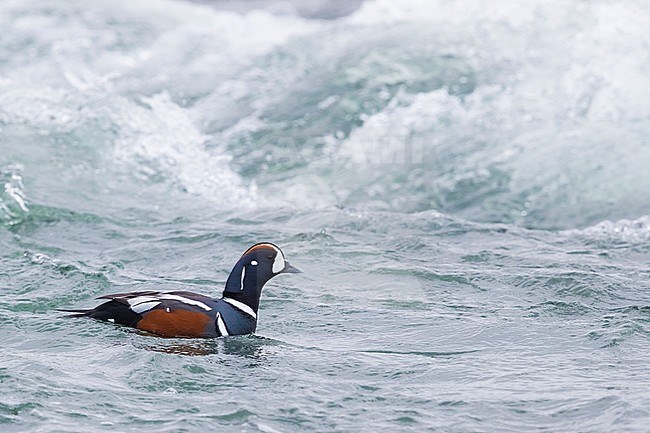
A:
222,297,257,319
240,266,246,291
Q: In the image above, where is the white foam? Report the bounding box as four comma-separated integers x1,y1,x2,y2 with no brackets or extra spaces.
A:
0,0,318,210
576,216,650,244
0,164,29,220
1,0,648,225
112,92,257,207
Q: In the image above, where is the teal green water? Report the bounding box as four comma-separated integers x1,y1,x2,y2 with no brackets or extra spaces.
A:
1,0,649,431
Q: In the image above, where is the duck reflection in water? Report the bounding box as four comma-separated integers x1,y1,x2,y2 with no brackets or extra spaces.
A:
134,334,277,361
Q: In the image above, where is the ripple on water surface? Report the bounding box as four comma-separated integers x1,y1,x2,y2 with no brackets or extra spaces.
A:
1,0,650,431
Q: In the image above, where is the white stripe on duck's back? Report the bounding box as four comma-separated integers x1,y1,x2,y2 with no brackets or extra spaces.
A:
126,296,161,314
126,294,212,312
157,294,212,311
131,301,161,314
126,296,159,306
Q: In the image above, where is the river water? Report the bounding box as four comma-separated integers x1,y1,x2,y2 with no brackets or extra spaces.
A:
1,0,649,431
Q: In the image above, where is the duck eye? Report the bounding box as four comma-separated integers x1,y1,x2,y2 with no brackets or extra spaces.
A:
267,254,275,260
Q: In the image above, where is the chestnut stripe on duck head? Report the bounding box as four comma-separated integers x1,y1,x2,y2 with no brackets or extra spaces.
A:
240,242,301,275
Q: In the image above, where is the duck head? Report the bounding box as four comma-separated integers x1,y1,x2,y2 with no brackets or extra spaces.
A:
222,243,301,311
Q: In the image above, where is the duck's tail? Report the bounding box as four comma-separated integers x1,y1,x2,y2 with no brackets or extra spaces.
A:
55,308,92,318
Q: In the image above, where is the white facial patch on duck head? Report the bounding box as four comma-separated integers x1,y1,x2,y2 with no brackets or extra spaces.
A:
242,243,286,274
271,245,286,274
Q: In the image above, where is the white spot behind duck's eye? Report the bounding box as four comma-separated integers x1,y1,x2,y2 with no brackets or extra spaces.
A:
251,260,258,266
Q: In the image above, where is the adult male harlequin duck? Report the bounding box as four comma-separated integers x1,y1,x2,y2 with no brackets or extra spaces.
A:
59,243,300,338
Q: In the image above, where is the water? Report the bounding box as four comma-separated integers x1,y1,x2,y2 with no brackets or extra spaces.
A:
1,0,649,431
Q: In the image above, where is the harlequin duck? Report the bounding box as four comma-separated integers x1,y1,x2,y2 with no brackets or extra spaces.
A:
59,243,300,338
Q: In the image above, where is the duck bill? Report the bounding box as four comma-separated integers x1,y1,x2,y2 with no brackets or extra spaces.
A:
281,261,302,274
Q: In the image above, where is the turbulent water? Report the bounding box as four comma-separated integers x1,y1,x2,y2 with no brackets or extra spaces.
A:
1,0,649,431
